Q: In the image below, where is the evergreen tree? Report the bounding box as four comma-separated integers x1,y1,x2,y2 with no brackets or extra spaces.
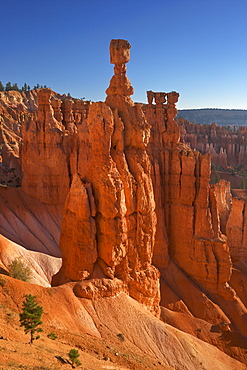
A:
5,82,12,91
0,81,4,91
19,294,43,344
68,349,81,367
23,83,27,91
27,85,30,91
12,83,19,91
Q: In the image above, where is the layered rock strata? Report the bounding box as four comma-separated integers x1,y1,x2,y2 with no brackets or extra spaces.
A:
5,40,247,334
21,89,71,204
0,90,36,186
178,119,247,170
52,39,160,315
143,93,232,297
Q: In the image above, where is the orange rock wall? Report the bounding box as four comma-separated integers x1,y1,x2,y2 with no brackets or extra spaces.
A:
52,41,160,315
144,100,247,335
226,194,247,263
143,99,232,297
8,40,247,332
178,118,247,169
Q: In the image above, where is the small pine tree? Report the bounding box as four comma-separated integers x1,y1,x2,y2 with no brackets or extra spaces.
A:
0,81,4,91
27,85,30,91
19,294,43,344
68,349,81,367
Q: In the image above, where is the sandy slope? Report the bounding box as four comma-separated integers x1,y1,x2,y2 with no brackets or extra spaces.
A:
0,275,246,370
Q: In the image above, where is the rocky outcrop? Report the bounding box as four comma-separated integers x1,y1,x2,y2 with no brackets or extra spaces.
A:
143,93,233,298
226,190,247,263
0,90,37,186
52,40,160,315
21,89,72,204
210,179,232,235
1,39,247,352
178,119,247,170
203,179,247,273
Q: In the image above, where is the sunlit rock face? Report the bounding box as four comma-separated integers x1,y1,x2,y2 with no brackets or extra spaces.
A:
21,88,71,205
51,39,160,316
143,92,247,335
143,91,232,294
5,39,246,334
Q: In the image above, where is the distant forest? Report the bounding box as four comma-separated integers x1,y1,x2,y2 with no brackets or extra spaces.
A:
0,81,48,92
178,108,247,126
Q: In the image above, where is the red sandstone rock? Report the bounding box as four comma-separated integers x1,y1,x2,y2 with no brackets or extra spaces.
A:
1,39,247,364
52,174,97,284
0,90,36,186
21,89,71,205
178,118,247,170
144,97,232,299
211,179,232,234
52,41,160,315
226,192,247,263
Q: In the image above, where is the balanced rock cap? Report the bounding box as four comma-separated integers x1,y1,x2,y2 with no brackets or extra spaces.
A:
110,39,131,64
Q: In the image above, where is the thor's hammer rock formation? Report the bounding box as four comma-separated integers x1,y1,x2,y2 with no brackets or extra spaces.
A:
16,40,247,335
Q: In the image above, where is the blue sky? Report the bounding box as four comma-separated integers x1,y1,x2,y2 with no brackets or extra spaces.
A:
0,0,246,109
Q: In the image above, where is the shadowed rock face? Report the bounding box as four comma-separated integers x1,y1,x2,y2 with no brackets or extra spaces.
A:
1,40,247,338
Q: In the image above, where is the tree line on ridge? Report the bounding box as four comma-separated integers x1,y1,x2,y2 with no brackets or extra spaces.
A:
0,81,48,92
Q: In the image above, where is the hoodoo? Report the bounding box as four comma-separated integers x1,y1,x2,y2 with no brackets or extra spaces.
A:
1,39,247,369
8,40,247,332
51,39,160,316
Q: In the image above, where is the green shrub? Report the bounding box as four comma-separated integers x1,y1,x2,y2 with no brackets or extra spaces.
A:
8,258,32,282
117,333,125,342
47,332,58,340
68,349,81,367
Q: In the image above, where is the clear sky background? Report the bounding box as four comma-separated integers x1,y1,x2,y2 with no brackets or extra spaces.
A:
0,0,246,109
